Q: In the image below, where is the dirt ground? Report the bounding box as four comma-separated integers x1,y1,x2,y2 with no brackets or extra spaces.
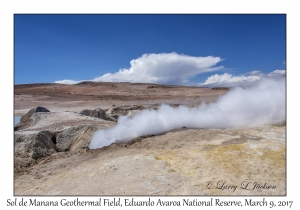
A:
14,82,285,195
14,82,227,115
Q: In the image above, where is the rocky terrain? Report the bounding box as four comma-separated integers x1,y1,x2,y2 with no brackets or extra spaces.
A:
14,82,226,115
14,82,286,195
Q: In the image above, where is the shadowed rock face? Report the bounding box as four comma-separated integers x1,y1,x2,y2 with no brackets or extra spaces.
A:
35,106,50,113
30,131,57,159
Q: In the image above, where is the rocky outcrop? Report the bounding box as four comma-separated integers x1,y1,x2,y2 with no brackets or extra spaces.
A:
109,107,128,116
14,131,57,172
212,87,230,90
14,108,117,173
147,85,174,89
14,124,107,172
30,131,57,159
55,125,103,152
14,131,56,159
20,106,50,123
79,108,116,122
109,105,145,116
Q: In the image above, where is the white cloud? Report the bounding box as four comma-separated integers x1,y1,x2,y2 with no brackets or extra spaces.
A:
93,53,223,85
199,70,286,87
54,53,285,88
54,52,223,85
54,79,80,84
268,70,286,77
200,73,261,87
247,70,262,75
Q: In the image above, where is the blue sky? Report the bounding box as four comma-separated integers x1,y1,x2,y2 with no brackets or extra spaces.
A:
14,14,286,86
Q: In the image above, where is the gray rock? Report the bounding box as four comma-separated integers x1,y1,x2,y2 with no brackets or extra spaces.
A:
14,131,56,172
79,108,116,122
20,106,50,123
79,109,92,116
110,107,128,116
111,115,119,120
55,125,104,152
30,131,56,159
55,126,83,152
35,106,50,113
110,105,145,116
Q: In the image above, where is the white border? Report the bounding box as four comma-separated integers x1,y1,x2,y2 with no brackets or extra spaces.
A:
2,0,299,209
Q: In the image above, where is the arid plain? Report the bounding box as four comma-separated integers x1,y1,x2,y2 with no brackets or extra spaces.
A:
14,82,286,195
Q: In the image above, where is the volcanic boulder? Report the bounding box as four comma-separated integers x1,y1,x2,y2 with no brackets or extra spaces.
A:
14,123,110,172
30,131,57,159
55,125,105,152
14,131,57,171
20,106,50,123
79,108,116,122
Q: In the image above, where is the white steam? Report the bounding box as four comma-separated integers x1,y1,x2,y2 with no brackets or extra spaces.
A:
89,77,285,149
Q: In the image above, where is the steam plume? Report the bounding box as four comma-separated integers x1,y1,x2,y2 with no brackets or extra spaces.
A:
89,77,285,149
